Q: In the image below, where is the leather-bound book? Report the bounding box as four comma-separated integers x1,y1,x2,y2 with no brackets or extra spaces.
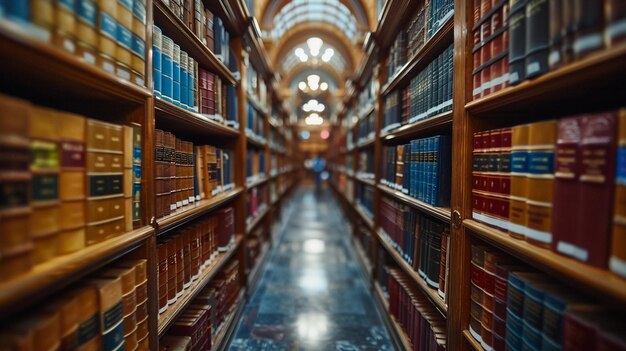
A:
13,311,60,351
611,110,626,278
123,125,133,232
548,0,564,70
29,107,60,264
572,0,604,59
508,0,527,85
525,120,557,247
157,241,169,314
167,238,178,305
552,116,583,258
175,234,185,298
0,95,33,281
76,285,101,350
86,277,125,351
131,124,141,228
606,0,626,46
160,335,191,351
525,0,550,78
50,294,80,351
98,267,137,340
509,124,530,239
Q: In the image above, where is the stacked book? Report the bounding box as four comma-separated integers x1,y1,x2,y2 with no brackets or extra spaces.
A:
0,94,142,282
154,129,234,220
381,135,452,207
385,267,447,351
380,197,450,299
157,207,235,315
0,259,149,350
0,0,148,85
471,110,626,277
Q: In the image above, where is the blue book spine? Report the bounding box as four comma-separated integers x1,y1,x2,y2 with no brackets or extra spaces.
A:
161,37,173,102
173,47,181,105
187,65,194,109
430,136,439,206
419,138,426,202
214,16,223,57
180,59,188,108
152,26,162,96
409,140,416,198
4,0,29,22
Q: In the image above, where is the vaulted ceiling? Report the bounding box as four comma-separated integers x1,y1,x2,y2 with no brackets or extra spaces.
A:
256,0,375,130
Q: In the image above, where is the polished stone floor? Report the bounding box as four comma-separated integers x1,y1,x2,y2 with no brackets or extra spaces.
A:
228,186,394,351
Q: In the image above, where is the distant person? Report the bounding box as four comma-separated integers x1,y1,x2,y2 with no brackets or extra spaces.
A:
312,155,326,194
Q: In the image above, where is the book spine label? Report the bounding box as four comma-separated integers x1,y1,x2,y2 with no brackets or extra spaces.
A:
61,141,86,168
78,313,100,345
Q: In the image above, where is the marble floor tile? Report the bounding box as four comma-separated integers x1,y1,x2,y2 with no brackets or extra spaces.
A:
228,187,394,351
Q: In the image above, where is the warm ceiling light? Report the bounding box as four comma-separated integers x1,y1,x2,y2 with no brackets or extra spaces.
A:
303,104,312,112
295,47,305,57
298,82,307,90
307,37,323,56
307,74,320,84
321,48,334,62
316,104,325,112
305,113,324,126
299,54,308,62
308,99,318,105
320,82,328,91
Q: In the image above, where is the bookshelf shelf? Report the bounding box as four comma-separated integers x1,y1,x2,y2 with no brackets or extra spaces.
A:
356,137,376,149
156,188,244,234
248,94,270,117
0,226,154,316
463,330,484,351
374,282,389,310
0,20,151,104
376,229,448,316
377,184,451,223
355,176,376,187
373,282,413,351
381,17,454,97
380,110,453,142
246,175,269,189
246,206,270,234
155,98,240,138
465,43,626,115
353,237,373,276
211,290,246,350
358,103,376,120
158,234,243,335
247,242,270,289
355,204,375,229
153,0,237,85
246,136,268,148
464,220,626,306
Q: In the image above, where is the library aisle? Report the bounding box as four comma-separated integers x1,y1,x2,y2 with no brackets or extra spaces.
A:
228,186,394,350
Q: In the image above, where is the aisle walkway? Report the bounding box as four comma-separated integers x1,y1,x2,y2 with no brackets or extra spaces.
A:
228,186,394,350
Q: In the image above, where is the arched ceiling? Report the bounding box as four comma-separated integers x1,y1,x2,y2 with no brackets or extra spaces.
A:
259,0,372,127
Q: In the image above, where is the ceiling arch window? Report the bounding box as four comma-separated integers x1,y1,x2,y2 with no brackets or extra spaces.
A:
281,43,346,73
263,0,360,42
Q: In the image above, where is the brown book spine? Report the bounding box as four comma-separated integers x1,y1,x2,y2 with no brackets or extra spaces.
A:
175,234,184,298
157,242,168,313
509,124,530,239
611,110,626,278
167,239,178,305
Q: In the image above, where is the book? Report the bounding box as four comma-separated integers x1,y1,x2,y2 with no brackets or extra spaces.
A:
525,0,550,78
86,277,125,351
611,111,626,278
508,0,527,85
509,124,530,239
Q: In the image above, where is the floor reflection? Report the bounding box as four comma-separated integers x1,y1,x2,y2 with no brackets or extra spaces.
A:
228,187,394,351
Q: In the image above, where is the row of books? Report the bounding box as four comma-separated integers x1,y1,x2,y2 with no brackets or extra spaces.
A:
154,129,234,220
198,67,238,125
471,110,625,276
385,268,447,351
0,95,142,282
357,149,375,179
0,0,148,85
246,149,267,184
383,44,454,132
470,244,626,351
246,101,267,142
269,127,286,153
357,110,376,145
247,184,269,225
474,0,626,100
471,0,509,99
161,259,241,351
386,0,454,80
160,0,234,69
357,77,375,115
356,182,374,221
157,208,235,314
0,258,149,350
246,226,266,272
246,65,269,112
381,135,452,207
380,196,450,300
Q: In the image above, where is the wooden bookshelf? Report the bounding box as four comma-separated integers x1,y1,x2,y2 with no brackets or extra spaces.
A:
246,205,270,234
353,237,373,276
0,19,151,104
355,204,374,229
154,98,240,138
380,110,453,141
355,176,376,187
156,188,244,234
465,219,626,306
246,136,268,148
0,226,154,316
211,290,246,350
153,0,237,84
356,137,376,149
246,175,269,189
466,43,626,115
158,235,243,335
381,17,454,97
463,330,484,351
376,229,448,316
377,184,451,223
247,242,270,289
248,94,270,117
373,282,413,351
